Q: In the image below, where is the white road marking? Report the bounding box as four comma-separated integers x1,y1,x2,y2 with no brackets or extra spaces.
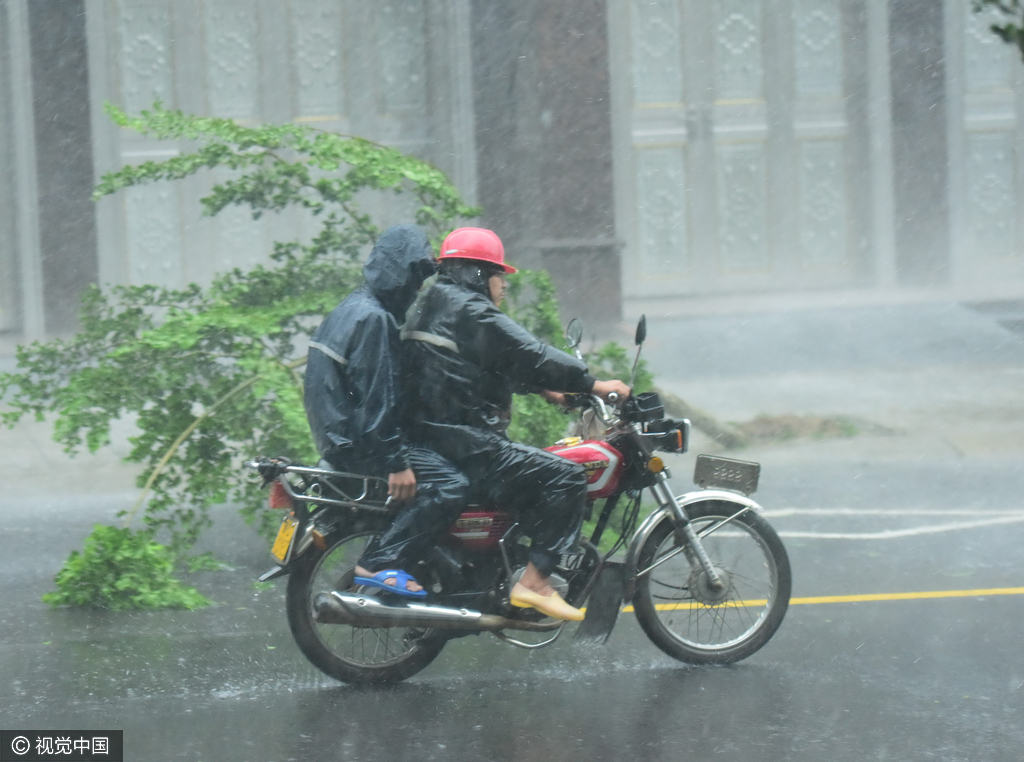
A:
763,508,1024,518
761,508,1024,540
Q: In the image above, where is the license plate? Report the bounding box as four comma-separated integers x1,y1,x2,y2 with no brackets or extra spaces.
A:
271,515,299,563
693,454,760,495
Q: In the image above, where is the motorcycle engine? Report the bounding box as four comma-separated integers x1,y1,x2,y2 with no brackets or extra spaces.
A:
508,567,569,598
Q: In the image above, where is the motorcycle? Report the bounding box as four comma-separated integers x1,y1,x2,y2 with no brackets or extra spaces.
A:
246,316,791,685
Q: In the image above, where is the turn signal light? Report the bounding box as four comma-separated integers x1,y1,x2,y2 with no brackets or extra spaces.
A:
647,456,665,473
268,480,294,510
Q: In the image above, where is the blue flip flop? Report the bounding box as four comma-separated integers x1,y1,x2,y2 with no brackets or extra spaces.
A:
353,569,427,599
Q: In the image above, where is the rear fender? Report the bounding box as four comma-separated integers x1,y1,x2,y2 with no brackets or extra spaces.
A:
623,490,765,599
295,522,321,558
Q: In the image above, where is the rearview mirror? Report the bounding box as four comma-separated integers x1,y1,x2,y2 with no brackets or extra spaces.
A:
635,315,647,346
565,318,583,349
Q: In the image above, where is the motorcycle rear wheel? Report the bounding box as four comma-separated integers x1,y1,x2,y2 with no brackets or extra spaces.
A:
633,501,791,664
286,530,446,685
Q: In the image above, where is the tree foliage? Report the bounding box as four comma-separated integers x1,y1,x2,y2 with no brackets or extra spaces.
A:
503,270,573,445
1,103,647,608
41,525,209,610
974,1,1024,60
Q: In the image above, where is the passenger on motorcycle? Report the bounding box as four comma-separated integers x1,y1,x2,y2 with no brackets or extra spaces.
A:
303,224,469,596
401,227,630,620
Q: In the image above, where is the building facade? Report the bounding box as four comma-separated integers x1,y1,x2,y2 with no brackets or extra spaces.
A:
2,0,1024,337
611,0,1024,317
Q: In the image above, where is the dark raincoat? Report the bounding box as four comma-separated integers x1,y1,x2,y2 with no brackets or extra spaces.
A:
401,261,597,575
304,225,437,473
403,262,597,446
304,225,470,575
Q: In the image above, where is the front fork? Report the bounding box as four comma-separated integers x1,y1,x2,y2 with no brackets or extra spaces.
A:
649,473,725,590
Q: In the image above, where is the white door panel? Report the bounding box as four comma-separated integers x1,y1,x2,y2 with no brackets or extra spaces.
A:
617,0,861,303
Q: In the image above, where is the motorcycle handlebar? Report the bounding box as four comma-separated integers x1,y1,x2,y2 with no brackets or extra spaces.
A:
562,391,618,427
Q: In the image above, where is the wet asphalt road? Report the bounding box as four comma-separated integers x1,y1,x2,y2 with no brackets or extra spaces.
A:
5,302,1024,761
4,455,1024,762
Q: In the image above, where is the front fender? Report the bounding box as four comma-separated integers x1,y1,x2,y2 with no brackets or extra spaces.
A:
623,489,765,599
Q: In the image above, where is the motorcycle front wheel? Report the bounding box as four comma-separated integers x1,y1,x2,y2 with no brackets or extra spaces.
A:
286,531,446,685
633,501,791,664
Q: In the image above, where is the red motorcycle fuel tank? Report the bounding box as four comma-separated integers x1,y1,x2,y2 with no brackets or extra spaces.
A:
545,438,625,499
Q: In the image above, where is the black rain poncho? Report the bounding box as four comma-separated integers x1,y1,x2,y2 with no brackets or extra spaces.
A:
304,225,437,473
401,261,597,575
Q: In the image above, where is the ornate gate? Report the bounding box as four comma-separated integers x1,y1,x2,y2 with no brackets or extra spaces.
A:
612,0,876,311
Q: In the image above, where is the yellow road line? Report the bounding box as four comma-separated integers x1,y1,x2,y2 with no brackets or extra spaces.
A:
616,587,1024,613
788,587,1024,605
620,602,752,613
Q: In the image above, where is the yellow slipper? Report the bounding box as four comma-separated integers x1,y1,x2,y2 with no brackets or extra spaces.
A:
510,583,585,621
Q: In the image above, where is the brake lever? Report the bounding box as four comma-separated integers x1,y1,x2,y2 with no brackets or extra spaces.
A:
591,395,612,424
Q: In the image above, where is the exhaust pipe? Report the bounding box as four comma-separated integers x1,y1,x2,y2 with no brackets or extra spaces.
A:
313,591,563,633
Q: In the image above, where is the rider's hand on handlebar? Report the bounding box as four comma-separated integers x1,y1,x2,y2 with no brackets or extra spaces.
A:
539,390,569,408
388,468,417,502
591,379,631,403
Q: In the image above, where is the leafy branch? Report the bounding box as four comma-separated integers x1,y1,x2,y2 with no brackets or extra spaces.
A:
95,103,475,233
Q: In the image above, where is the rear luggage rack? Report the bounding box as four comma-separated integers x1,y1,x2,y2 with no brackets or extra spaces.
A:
245,458,391,512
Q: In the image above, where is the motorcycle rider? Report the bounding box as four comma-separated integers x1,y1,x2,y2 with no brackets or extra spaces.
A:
303,224,469,597
401,227,630,621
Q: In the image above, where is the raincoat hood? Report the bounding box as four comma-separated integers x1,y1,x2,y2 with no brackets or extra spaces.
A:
364,225,437,319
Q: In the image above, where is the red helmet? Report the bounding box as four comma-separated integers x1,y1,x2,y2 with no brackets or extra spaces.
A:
438,227,517,274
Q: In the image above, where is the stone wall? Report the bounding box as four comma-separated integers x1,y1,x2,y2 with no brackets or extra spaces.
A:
28,0,98,333
0,0,16,332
